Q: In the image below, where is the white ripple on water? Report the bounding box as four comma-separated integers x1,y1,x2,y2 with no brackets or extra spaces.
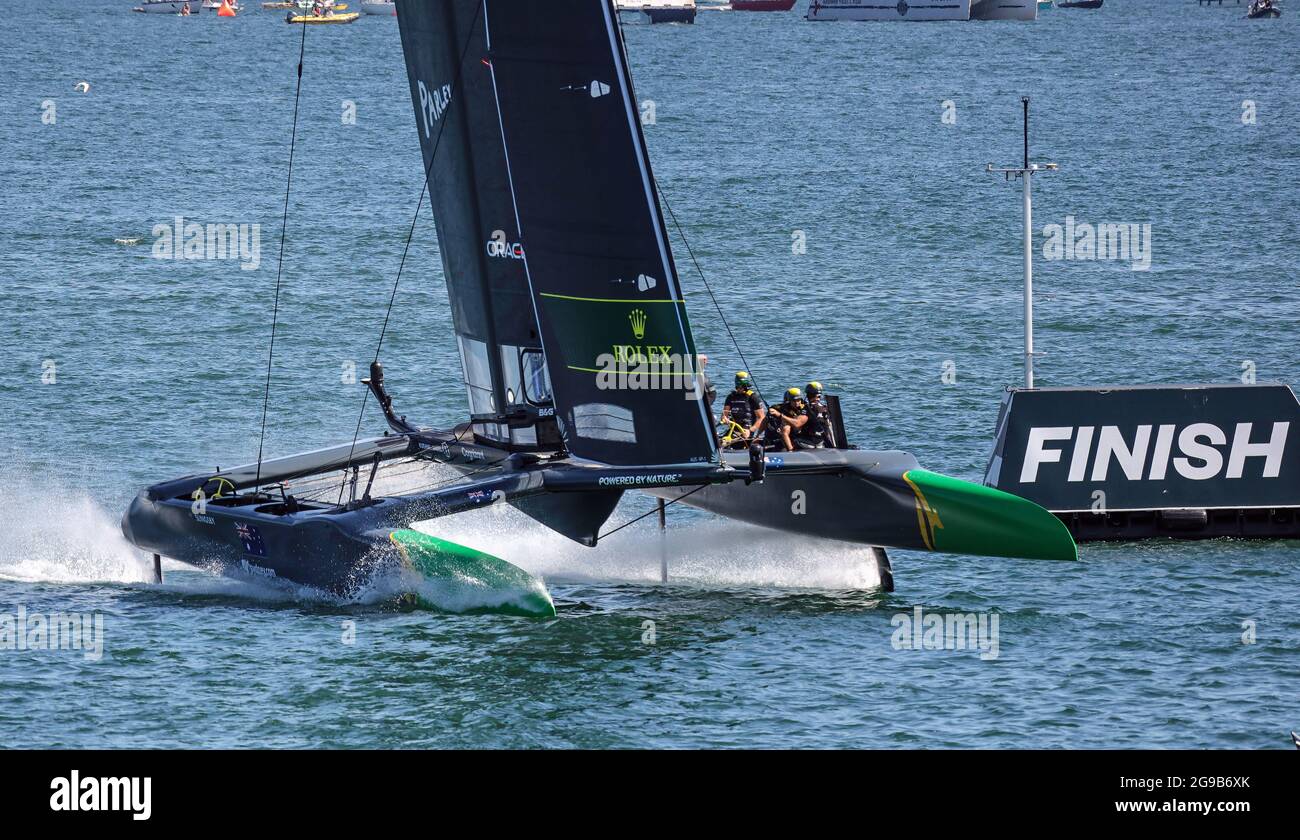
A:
411,500,885,592
0,469,347,608
0,471,153,585
0,459,879,610
370,460,886,591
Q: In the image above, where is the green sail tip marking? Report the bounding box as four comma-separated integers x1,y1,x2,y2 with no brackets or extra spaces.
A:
388,529,556,618
902,469,1078,562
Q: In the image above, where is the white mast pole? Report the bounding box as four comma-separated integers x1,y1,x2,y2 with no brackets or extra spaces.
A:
1023,148,1034,389
987,96,1055,391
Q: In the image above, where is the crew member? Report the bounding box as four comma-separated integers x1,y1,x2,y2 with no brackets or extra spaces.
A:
797,381,834,449
765,387,809,452
720,371,765,448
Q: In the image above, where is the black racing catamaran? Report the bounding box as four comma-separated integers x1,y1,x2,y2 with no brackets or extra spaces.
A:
122,0,1076,617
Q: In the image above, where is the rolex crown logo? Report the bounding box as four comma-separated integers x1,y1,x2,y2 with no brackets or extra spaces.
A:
629,308,647,340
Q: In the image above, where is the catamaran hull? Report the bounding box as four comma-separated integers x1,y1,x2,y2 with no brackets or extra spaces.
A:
649,448,1076,561
122,440,1073,613
121,480,557,616
651,450,922,547
122,492,403,594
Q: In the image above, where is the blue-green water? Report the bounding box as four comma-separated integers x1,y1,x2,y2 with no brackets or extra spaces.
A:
1,1,1297,748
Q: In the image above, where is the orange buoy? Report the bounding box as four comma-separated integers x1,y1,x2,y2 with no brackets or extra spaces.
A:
217,0,236,16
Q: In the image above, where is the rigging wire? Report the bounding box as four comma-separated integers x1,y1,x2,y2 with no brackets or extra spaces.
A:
597,484,707,542
336,1,487,505
612,11,765,407
226,8,749,562
656,186,766,408
254,21,309,494
292,456,502,505
377,459,507,499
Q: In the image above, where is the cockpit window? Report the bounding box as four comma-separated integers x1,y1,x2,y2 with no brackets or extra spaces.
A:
521,349,552,406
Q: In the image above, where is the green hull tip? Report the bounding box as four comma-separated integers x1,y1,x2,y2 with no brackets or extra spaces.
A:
388,529,556,618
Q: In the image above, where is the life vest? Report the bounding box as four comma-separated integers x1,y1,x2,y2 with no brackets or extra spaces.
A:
804,398,830,440
725,388,758,426
766,400,807,445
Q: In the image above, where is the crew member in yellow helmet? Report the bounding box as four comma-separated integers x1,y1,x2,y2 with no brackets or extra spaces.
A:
720,371,765,448
764,387,809,452
796,381,834,448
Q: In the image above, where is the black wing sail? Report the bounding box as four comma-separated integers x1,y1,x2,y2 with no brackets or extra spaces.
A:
482,0,718,467
395,0,556,449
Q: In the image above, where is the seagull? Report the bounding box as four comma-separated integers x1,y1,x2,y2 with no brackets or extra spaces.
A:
74,81,90,94
1291,731,1299,749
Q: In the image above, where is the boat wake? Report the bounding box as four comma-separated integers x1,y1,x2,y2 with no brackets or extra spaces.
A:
0,466,884,615
0,471,335,605
0,473,154,585
365,462,888,599
407,499,887,592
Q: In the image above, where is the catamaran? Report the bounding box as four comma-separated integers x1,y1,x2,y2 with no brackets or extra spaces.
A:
121,0,1075,616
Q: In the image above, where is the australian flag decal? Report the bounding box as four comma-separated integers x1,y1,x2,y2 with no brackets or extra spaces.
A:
235,522,267,557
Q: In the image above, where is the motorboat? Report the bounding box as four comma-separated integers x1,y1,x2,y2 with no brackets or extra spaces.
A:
617,0,698,23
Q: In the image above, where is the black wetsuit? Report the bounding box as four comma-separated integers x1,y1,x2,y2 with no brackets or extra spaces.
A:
723,388,763,447
798,397,832,448
765,400,808,450
725,389,761,426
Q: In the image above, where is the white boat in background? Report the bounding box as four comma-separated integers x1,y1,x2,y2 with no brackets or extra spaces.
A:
617,1,698,24
361,0,396,14
134,0,204,13
971,0,1036,18
806,0,972,21
265,0,349,9
201,0,241,8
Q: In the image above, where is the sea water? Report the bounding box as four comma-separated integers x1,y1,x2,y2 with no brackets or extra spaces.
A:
0,0,1296,747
